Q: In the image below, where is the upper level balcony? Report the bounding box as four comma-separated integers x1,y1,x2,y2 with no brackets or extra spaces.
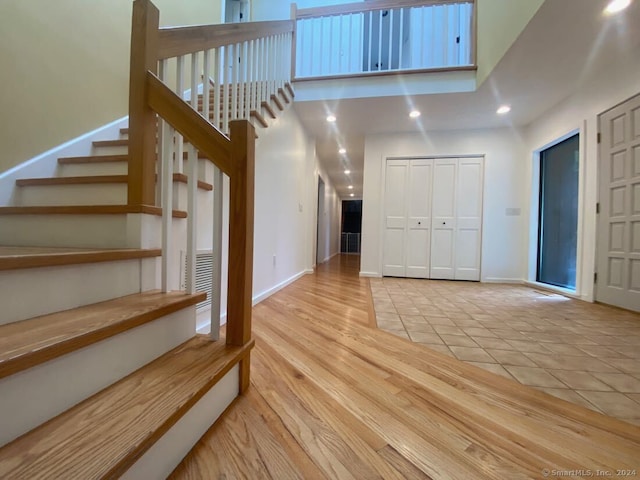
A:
290,0,477,102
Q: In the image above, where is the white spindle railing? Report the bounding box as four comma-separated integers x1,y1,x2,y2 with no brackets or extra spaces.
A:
152,24,292,340
294,0,474,79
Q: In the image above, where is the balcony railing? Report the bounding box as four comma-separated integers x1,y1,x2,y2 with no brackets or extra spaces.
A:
292,0,476,80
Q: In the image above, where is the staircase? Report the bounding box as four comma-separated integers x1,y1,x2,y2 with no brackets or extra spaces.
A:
0,0,295,475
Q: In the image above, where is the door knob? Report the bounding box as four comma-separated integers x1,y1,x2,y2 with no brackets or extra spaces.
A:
418,221,421,225
442,222,446,225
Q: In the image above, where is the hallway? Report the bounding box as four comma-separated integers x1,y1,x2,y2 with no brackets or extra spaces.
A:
171,255,640,479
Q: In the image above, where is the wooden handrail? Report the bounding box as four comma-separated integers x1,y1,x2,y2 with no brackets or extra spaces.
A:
129,0,257,355
158,20,294,60
146,72,233,176
294,0,473,19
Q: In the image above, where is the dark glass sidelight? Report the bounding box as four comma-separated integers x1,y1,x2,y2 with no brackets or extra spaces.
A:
537,134,579,289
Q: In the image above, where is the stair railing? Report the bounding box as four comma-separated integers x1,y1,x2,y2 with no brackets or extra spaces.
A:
128,0,293,370
291,0,476,80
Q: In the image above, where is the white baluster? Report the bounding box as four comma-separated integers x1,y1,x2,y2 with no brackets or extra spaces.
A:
223,45,231,134
210,165,223,341
157,59,168,206
367,11,373,71
214,48,221,131
377,10,383,70
203,49,211,123
161,121,174,293
186,52,199,295
232,43,238,121
389,9,394,70
398,8,404,69
175,55,185,174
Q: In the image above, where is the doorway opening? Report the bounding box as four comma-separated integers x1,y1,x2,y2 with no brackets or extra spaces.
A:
316,177,326,265
341,200,362,254
536,134,579,290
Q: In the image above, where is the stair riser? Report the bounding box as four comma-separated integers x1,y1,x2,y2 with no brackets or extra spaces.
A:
15,182,212,209
57,158,213,182
58,162,128,177
0,257,158,325
16,184,127,207
122,364,239,480
93,145,128,156
0,306,195,447
0,214,132,248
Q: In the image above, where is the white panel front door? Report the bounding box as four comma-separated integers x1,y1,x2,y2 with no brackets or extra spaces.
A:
382,160,409,276
406,160,432,278
597,93,640,312
455,158,483,281
431,159,457,279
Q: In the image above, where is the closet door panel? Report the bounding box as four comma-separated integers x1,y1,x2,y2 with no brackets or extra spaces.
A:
382,160,408,276
431,159,457,279
455,158,483,280
406,160,432,278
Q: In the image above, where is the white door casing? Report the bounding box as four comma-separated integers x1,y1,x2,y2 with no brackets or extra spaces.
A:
596,93,640,312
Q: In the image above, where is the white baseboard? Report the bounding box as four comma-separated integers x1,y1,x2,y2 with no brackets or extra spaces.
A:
0,116,129,206
482,277,523,284
304,268,314,274
359,271,381,278
253,270,306,305
195,270,307,334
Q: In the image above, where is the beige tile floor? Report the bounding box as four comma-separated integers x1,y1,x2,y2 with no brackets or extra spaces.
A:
369,277,640,426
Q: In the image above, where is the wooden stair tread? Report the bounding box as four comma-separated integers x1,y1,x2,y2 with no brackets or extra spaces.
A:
285,82,295,98
58,154,128,164
93,139,129,148
278,87,291,104
0,290,205,379
261,101,277,119
16,174,213,191
0,335,254,479
0,204,188,218
271,94,284,111
0,246,161,271
250,110,268,128
16,175,128,186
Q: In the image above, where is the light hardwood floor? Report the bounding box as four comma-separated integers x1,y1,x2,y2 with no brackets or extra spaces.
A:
171,255,640,479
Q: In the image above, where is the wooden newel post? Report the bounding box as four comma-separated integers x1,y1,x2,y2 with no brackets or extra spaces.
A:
226,120,255,348
128,0,160,207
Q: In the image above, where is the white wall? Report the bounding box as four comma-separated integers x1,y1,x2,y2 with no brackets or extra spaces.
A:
251,108,314,299
360,128,526,282
0,0,221,174
523,53,640,302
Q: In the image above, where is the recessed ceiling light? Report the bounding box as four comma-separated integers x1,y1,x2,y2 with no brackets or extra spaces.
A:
344,169,351,175
326,115,336,123
338,148,346,154
348,185,353,189
409,110,421,118
496,105,511,115
350,193,354,197
604,0,631,14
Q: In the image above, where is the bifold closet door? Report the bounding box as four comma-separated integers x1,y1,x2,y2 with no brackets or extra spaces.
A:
382,159,432,278
430,157,483,281
382,160,409,276
431,159,457,279
455,158,483,280
406,159,432,278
